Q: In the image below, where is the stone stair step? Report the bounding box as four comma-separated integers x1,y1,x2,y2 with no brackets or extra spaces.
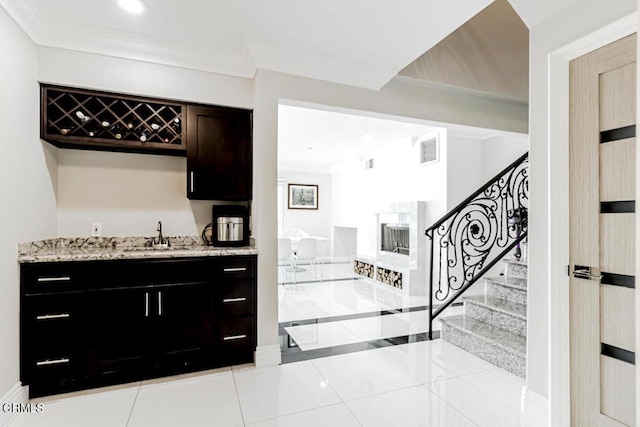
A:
439,314,526,378
503,258,528,279
485,276,527,305
463,295,527,336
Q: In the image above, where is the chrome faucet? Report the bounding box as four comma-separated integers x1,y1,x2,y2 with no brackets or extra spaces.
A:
157,221,164,244
148,221,169,247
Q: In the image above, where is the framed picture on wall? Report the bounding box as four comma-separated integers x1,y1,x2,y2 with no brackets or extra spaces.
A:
288,184,318,210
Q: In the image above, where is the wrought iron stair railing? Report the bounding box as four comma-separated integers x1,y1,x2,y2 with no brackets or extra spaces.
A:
425,152,529,339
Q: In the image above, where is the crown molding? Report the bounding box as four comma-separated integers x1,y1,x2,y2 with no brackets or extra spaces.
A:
1,0,256,78
1,0,400,89
246,41,398,91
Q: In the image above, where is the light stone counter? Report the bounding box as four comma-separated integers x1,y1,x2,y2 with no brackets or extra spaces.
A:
18,236,257,263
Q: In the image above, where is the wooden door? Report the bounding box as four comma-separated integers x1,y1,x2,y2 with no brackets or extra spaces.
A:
569,34,637,426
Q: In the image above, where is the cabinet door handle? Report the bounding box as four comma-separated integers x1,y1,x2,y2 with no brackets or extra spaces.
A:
223,334,247,341
36,358,70,366
158,291,163,316
223,267,247,272
223,297,247,303
190,171,194,193
37,276,71,283
36,313,70,320
145,292,149,317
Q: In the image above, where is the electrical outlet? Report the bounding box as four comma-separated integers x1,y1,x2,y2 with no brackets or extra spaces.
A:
91,223,102,237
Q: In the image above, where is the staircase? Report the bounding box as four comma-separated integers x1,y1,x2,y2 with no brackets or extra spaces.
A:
424,152,529,378
439,257,527,378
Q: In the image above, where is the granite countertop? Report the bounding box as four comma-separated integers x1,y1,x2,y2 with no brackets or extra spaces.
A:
18,236,258,263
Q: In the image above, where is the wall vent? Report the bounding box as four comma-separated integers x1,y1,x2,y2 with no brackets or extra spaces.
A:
364,158,374,169
420,137,439,165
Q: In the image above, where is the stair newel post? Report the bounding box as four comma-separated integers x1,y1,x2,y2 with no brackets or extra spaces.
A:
427,229,434,340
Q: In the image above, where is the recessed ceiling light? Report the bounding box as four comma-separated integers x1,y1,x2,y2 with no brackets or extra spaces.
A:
118,0,146,14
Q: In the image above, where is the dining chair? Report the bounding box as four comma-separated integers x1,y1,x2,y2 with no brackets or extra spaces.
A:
277,238,294,284
294,237,319,283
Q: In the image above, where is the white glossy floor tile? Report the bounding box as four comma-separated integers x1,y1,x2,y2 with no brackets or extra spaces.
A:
245,403,361,427
278,278,430,323
372,340,495,384
341,311,434,342
9,386,138,427
233,361,341,424
311,350,419,401
347,385,478,427
285,322,362,351
426,368,543,427
127,370,243,427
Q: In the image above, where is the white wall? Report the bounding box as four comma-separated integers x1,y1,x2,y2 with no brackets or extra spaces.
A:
37,47,254,239
0,9,58,398
278,171,332,240
528,0,636,412
446,136,484,210
331,134,447,258
481,134,529,181
57,150,212,237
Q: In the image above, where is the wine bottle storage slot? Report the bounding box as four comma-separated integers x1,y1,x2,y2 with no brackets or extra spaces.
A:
41,84,187,156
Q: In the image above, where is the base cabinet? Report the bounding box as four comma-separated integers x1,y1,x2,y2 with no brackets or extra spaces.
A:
20,255,257,397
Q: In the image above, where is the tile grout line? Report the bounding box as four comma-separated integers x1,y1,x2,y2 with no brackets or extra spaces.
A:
230,368,247,426
420,383,482,427
124,382,142,427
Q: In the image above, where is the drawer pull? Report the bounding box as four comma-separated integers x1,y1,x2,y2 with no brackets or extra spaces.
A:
36,313,70,320
37,276,71,283
36,358,70,366
223,297,247,303
223,334,247,341
223,267,247,273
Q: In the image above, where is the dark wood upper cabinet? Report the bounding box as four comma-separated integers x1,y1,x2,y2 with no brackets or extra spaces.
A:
40,84,253,200
187,105,253,201
40,84,187,156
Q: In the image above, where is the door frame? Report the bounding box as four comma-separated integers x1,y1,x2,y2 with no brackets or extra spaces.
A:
548,12,637,427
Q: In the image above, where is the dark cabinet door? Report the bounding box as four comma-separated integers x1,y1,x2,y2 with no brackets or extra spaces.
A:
187,105,252,200
85,288,152,383
153,283,214,373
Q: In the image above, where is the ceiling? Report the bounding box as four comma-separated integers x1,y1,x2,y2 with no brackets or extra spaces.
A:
0,0,491,90
399,0,529,102
278,105,441,173
0,0,582,91
277,104,514,174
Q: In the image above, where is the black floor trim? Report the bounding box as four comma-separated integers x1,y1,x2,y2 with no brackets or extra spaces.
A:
601,343,635,365
280,329,441,364
278,303,461,363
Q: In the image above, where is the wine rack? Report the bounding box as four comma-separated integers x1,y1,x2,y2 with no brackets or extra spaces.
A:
40,84,187,156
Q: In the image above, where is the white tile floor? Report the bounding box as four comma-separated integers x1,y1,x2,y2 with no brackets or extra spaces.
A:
8,340,547,427
285,307,464,351
279,271,431,323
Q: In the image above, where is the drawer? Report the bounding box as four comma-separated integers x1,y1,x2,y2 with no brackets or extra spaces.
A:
215,316,255,352
22,263,85,294
214,256,256,280
23,293,83,324
85,258,215,290
215,279,255,318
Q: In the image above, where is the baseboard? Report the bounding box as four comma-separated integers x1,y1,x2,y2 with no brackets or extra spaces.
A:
0,383,28,427
254,344,281,368
521,386,549,425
